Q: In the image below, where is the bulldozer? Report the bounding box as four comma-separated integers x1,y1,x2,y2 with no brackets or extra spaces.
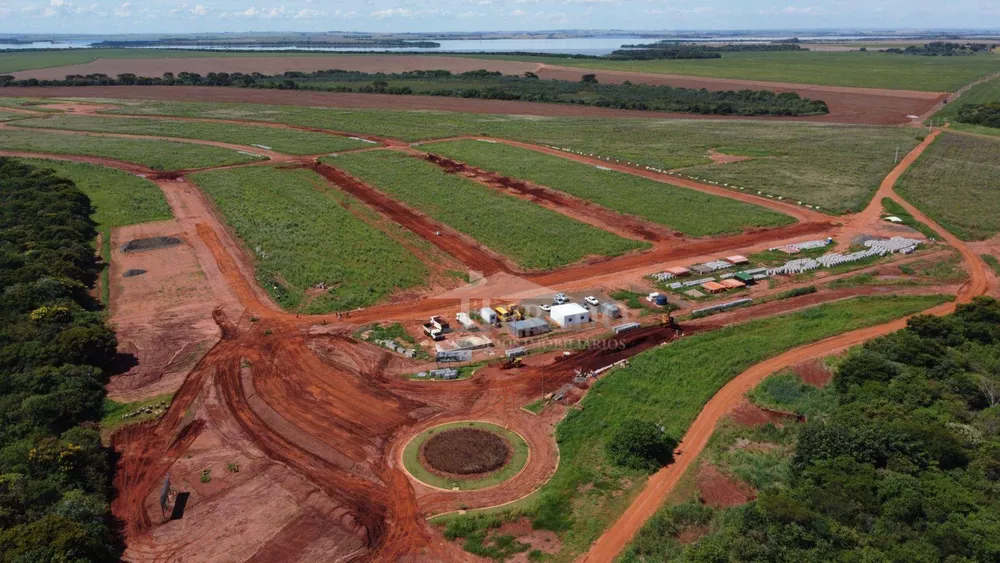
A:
500,357,524,370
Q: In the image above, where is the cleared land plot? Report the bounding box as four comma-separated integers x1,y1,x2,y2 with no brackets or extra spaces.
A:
188,165,429,312
896,132,1000,241
98,99,922,213
462,51,1000,92
445,294,950,560
932,76,1000,135
423,140,794,236
326,151,648,270
15,158,172,229
0,127,257,169
15,114,373,154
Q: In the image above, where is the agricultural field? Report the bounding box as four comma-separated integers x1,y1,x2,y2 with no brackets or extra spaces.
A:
0,47,339,73
100,98,921,213
188,164,430,312
442,294,950,561
0,110,26,121
462,51,1000,91
422,140,794,236
931,76,1000,135
15,114,373,155
326,151,648,270
0,127,258,169
896,132,1000,240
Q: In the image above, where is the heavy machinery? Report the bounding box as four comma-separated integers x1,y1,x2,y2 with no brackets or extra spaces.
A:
500,357,524,370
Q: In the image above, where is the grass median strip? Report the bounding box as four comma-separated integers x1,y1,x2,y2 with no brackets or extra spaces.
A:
423,139,793,236
442,294,951,561
189,165,428,313
16,114,372,155
326,151,648,270
0,127,258,170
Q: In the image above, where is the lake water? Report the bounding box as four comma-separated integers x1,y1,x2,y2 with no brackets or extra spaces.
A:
0,35,955,56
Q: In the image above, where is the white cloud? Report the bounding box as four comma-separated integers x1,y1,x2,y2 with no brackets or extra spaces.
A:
50,0,67,7
113,2,130,17
370,7,414,18
761,5,828,15
509,8,525,15
191,4,207,16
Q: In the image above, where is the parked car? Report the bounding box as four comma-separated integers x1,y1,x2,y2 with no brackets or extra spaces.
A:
553,293,569,305
540,304,552,312
585,296,600,307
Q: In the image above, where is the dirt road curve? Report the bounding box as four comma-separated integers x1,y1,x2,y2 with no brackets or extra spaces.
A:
580,129,989,562
8,55,943,124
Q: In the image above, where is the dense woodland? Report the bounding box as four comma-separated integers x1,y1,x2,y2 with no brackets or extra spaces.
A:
609,42,804,60
957,103,1000,129
886,42,998,56
0,69,830,116
624,297,1000,562
0,159,121,562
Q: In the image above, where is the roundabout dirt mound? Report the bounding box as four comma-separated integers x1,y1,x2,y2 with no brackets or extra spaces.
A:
422,428,511,476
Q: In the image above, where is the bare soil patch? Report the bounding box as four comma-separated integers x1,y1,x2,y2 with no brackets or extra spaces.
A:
708,149,753,165
497,519,562,562
421,428,511,477
696,463,756,508
793,358,835,387
728,400,802,427
34,102,118,114
121,235,182,253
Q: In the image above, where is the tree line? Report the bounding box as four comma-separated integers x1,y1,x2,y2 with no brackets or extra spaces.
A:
957,103,1000,129
0,159,123,562
623,297,1000,562
609,42,804,61
886,42,998,56
0,69,830,117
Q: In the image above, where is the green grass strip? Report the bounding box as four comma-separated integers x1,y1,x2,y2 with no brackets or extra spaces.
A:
327,151,649,270
423,139,793,236
17,114,372,155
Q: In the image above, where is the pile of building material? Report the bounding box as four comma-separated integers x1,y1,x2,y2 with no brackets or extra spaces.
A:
375,339,417,358
692,298,753,317
691,260,734,275
865,236,922,254
415,368,459,380
767,237,920,275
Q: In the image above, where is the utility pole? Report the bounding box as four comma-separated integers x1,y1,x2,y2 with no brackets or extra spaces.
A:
895,146,900,164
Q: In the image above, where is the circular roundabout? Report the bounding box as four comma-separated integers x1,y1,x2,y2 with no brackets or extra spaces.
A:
402,421,529,491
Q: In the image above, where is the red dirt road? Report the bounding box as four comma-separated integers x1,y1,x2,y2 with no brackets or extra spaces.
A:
8,54,944,124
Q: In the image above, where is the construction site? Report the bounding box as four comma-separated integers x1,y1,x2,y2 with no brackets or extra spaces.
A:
0,67,995,562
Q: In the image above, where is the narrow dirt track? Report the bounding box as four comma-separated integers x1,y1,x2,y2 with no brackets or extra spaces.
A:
580,129,990,563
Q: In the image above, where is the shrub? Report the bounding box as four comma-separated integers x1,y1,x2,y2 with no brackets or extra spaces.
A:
605,419,678,473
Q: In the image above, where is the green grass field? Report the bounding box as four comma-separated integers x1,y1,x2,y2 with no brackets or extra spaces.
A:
422,140,794,236
17,158,172,229
896,132,1000,240
189,165,429,312
0,127,258,169
402,421,529,491
0,110,25,121
930,76,1000,135
326,151,648,270
459,51,1000,91
99,98,922,213
443,294,949,561
15,114,373,155
101,393,173,431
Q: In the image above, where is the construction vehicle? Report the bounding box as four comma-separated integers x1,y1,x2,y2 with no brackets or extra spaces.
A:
500,357,524,370
422,316,450,341
494,305,512,322
506,304,525,321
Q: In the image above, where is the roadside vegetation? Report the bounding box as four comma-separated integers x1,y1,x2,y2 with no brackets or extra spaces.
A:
0,159,124,561
932,76,1000,125
327,151,648,270
983,254,1000,276
441,294,951,561
881,197,941,239
15,114,373,155
0,127,258,170
188,165,429,313
622,297,1000,562
896,132,1000,240
458,50,1000,91
101,99,920,213
423,140,794,236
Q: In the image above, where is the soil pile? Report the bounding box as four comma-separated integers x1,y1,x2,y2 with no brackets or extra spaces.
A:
422,428,511,475
121,236,181,253
122,268,147,277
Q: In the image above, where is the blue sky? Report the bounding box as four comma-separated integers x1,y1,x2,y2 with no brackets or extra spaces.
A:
0,1,997,34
